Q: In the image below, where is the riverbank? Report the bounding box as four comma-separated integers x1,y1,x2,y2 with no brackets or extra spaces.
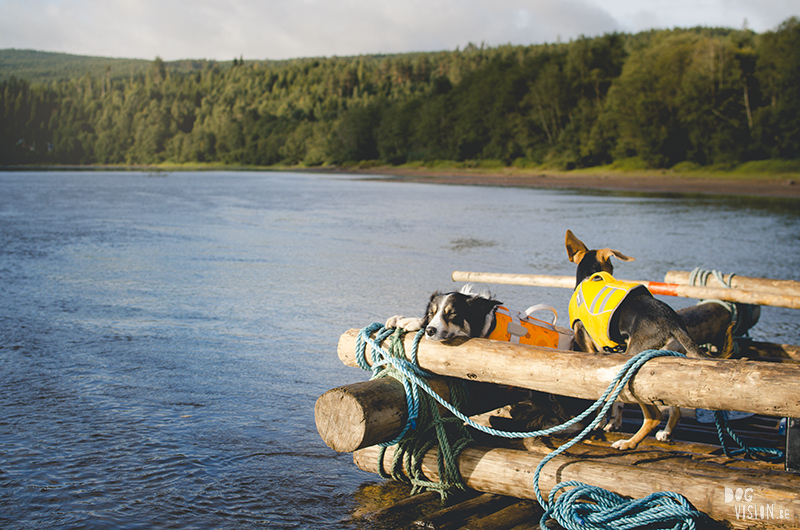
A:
314,165,800,199
5,163,800,198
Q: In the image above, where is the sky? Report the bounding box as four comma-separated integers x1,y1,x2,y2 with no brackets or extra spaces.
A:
1,0,798,62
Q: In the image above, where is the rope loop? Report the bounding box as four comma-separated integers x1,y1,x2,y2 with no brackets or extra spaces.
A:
713,410,785,463
543,481,711,530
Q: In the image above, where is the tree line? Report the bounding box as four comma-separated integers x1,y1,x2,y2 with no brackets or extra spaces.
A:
2,18,798,169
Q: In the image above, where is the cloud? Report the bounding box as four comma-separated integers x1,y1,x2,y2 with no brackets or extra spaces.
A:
0,0,797,61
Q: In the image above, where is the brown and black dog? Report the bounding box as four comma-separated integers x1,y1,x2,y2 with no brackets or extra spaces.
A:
565,230,709,450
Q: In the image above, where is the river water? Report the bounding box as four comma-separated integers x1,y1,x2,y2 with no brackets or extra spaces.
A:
1,170,798,529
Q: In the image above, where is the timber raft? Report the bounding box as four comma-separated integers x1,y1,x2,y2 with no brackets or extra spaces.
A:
317,270,800,529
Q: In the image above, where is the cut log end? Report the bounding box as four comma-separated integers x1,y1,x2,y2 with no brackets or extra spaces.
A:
315,378,408,453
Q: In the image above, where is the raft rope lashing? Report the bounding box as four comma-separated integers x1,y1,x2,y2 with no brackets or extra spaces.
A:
527,349,713,530
355,323,472,502
355,324,712,529
713,410,784,463
688,268,785,463
688,267,759,351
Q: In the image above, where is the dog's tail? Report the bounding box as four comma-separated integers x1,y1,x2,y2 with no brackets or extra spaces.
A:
459,283,495,300
715,321,737,359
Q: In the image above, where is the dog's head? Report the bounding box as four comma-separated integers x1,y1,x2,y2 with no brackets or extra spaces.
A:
422,287,501,341
565,230,635,285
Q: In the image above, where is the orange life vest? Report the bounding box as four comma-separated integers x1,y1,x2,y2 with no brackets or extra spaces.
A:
488,305,573,350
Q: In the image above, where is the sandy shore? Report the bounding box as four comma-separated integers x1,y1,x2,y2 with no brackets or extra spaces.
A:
8,164,799,199
325,166,800,199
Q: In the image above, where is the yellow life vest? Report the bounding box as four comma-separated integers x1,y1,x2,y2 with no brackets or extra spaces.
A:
568,271,648,348
488,305,572,350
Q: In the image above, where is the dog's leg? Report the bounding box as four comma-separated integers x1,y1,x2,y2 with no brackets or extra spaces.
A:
611,403,662,450
604,402,624,432
656,406,681,441
572,321,599,353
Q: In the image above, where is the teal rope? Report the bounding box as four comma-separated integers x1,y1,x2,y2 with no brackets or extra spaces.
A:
713,410,784,463
527,349,712,529
543,482,708,530
689,269,784,463
357,323,472,501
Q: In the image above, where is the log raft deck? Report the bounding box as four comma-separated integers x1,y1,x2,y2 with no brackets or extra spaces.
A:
316,271,800,529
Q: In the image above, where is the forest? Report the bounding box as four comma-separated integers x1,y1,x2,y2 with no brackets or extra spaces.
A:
1,18,799,169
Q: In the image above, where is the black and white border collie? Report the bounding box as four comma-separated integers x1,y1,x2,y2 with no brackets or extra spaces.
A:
386,285,501,341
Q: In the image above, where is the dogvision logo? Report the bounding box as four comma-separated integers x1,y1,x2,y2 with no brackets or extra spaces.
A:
724,487,794,522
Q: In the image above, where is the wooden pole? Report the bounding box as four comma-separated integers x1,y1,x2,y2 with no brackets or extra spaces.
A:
353,444,800,529
665,270,800,297
451,271,800,309
315,378,520,452
338,329,800,417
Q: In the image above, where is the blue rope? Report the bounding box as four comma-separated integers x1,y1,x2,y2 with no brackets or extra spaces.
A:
356,325,715,529
713,410,785,463
544,482,707,530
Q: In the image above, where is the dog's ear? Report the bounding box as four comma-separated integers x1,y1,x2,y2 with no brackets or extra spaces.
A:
565,230,589,264
467,294,501,312
597,248,635,265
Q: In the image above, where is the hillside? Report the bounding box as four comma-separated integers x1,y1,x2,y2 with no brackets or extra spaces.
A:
0,49,234,84
1,19,798,169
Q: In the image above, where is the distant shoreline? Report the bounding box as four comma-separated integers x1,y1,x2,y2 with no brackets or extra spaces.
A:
4,164,800,199
311,165,800,200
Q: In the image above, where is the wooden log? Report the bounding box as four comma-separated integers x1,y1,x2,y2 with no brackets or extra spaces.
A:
451,271,800,309
315,378,520,452
414,493,515,530
354,444,800,529
363,490,441,520
741,341,800,362
453,500,540,530
515,434,786,477
315,378,427,453
338,329,800,417
666,270,800,297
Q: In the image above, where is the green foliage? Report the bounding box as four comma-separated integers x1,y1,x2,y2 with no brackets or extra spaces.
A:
2,21,799,169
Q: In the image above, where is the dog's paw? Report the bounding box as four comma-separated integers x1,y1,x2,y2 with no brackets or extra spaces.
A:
655,429,673,442
611,438,638,451
385,316,423,332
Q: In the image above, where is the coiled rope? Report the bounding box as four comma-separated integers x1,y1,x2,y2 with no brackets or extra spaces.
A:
355,324,713,528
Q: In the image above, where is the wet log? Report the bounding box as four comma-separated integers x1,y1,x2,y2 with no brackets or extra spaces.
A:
315,378,519,452
354,444,800,529
414,493,515,530
459,500,541,530
740,341,800,362
364,490,440,520
665,270,800,297
451,271,800,309
338,329,800,418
